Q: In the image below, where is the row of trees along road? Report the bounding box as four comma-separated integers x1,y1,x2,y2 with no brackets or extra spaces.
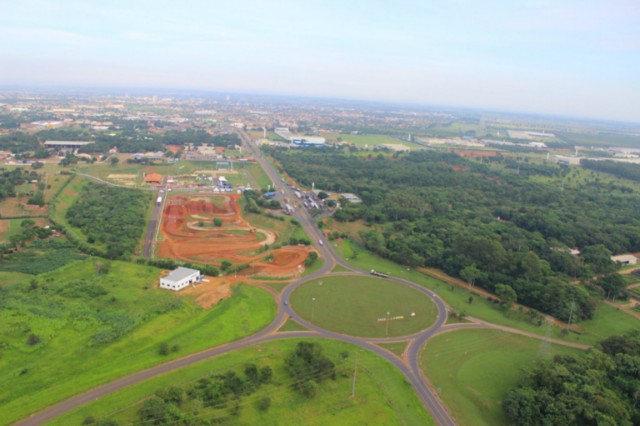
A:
268,147,640,323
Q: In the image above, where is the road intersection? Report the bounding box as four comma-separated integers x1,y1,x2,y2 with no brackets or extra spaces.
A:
17,132,587,426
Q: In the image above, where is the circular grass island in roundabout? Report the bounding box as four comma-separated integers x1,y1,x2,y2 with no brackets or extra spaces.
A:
290,275,438,338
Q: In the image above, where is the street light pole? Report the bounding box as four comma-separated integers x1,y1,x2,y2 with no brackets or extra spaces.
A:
386,311,390,337
312,297,316,321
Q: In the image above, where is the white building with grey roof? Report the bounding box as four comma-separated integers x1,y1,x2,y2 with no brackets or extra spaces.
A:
160,267,202,291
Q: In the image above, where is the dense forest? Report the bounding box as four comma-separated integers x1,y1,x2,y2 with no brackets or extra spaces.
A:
0,133,40,153
269,148,640,322
581,159,640,183
77,134,165,154
66,183,151,258
504,330,640,425
161,130,240,147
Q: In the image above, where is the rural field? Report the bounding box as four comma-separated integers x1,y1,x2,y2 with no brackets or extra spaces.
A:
48,338,434,426
421,329,582,426
290,275,438,337
158,193,311,277
0,217,49,243
0,259,276,425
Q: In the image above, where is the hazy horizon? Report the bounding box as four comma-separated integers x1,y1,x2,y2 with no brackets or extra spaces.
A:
1,0,639,122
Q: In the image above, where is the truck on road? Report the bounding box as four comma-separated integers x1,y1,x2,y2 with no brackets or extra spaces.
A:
370,269,390,278
156,196,163,205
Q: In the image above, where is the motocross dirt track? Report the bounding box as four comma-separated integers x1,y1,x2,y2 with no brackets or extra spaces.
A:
158,194,310,277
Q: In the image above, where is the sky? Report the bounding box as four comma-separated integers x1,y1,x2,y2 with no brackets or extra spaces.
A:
1,0,639,122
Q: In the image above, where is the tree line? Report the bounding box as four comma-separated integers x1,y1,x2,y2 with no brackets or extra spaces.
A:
268,148,640,322
84,341,340,426
504,330,640,425
581,159,640,183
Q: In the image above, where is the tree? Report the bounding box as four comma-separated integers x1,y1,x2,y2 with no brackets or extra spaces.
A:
244,363,259,384
259,365,273,384
138,397,169,425
582,245,616,275
159,342,170,356
213,218,223,227
460,264,482,287
256,397,271,411
300,380,318,399
285,342,336,396
94,260,111,275
495,284,517,309
597,273,627,300
31,162,44,169
26,334,41,346
317,191,328,200
305,251,318,267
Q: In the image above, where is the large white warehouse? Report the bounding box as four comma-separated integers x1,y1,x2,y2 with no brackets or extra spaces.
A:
160,267,202,291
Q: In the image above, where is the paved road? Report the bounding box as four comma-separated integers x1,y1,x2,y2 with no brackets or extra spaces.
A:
142,178,167,257
21,132,585,426
16,131,456,426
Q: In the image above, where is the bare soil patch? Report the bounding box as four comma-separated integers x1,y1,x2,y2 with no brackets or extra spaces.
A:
158,194,310,277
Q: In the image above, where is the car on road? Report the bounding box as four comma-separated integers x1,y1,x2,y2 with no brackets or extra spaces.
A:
318,239,324,246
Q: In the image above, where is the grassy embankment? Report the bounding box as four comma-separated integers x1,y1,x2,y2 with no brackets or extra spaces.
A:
48,174,97,246
291,275,438,338
1,259,275,425
421,329,583,426
49,338,434,426
333,238,638,345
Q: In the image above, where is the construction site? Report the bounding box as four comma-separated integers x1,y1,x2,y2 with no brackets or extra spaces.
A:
157,194,311,278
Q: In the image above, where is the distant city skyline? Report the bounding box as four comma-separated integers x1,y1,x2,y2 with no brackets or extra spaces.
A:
1,0,639,122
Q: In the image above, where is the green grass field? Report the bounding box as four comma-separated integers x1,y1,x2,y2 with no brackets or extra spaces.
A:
421,329,582,426
243,212,308,247
278,319,308,332
332,238,638,345
48,338,434,426
244,162,272,189
377,341,408,357
0,270,31,286
1,259,276,425
290,275,438,338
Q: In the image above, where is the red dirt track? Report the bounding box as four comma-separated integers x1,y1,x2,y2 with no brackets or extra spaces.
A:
158,194,310,276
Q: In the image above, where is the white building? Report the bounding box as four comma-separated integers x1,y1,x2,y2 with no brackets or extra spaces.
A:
611,254,638,265
160,267,202,291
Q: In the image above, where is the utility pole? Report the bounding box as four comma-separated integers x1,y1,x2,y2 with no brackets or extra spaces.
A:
386,311,390,337
351,352,358,398
567,301,575,329
312,297,316,321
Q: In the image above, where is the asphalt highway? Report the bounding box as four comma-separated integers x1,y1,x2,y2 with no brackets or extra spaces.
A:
15,133,456,426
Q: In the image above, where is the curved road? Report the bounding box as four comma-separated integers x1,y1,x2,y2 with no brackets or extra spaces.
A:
22,130,580,426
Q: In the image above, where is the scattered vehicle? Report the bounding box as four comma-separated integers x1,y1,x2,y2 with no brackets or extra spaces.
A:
318,239,324,246
370,269,390,278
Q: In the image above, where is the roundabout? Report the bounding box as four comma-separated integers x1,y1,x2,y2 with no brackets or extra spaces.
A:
289,275,438,338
